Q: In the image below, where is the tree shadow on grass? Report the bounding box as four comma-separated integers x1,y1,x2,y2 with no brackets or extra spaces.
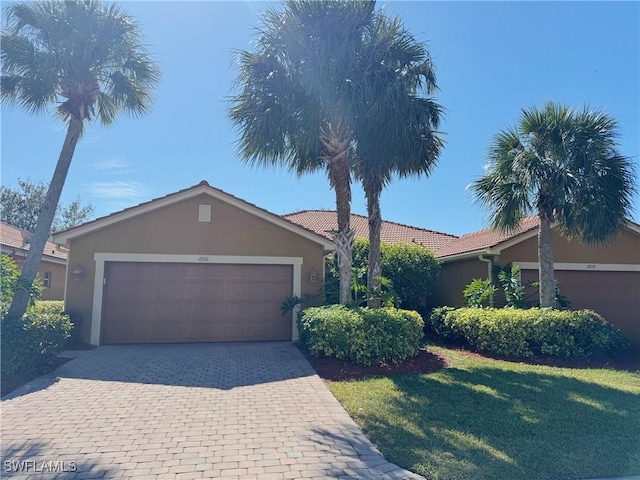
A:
349,367,640,480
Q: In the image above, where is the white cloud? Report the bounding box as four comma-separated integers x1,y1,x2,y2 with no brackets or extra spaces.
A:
90,156,129,172
87,181,146,199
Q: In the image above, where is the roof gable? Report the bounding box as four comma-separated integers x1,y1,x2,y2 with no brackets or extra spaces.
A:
283,210,458,251
0,221,68,262
53,181,335,251
435,217,640,259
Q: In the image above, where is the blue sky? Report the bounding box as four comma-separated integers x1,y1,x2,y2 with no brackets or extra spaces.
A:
1,1,638,236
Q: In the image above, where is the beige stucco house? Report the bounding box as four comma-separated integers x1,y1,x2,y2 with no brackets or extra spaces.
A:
287,212,640,341
432,217,640,340
53,182,334,346
1,221,67,301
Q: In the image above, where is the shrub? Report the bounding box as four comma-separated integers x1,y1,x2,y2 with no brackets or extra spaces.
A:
1,302,72,381
428,307,628,360
495,263,527,308
463,279,495,307
0,254,41,316
324,238,440,310
298,305,424,366
381,242,440,311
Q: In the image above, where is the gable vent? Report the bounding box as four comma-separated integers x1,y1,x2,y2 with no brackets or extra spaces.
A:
199,205,212,222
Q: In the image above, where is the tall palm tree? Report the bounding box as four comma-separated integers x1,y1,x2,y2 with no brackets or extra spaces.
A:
353,14,444,307
1,0,160,319
228,0,376,305
472,102,636,307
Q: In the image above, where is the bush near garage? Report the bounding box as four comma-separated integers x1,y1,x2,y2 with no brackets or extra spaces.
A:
1,300,71,382
298,304,424,366
428,307,628,360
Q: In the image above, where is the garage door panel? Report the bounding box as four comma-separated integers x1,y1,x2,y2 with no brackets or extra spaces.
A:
247,265,271,280
204,282,225,300
226,265,248,280
102,262,293,344
203,265,226,280
183,282,206,301
523,269,639,340
181,264,206,280
270,282,293,298
156,283,182,301
225,303,248,321
226,283,248,301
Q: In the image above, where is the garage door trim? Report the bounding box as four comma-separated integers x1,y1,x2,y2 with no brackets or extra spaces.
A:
91,253,303,346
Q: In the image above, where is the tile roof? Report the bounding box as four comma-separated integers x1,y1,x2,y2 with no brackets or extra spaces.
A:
0,222,68,261
435,216,540,258
283,210,458,251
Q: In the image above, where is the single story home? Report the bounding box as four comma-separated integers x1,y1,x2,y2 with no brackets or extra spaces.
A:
286,211,640,340
1,221,67,301
433,217,640,340
53,181,334,346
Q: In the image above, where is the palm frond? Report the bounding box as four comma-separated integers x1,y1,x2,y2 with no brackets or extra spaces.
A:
1,0,160,125
473,102,636,239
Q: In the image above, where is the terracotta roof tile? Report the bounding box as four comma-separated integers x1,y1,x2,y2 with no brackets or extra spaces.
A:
435,216,540,258
283,210,458,251
0,222,68,261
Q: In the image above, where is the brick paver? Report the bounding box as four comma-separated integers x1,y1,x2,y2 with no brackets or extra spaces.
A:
1,343,424,479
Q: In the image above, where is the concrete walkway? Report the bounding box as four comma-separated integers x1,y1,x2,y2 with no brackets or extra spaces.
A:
1,343,424,479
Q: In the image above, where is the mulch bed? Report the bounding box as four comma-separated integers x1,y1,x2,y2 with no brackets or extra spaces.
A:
303,349,451,382
303,342,640,382
1,356,72,396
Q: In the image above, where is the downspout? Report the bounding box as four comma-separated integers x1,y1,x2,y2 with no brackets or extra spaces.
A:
478,254,494,307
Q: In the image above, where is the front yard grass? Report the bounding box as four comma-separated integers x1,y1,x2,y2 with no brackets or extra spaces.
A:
329,346,640,480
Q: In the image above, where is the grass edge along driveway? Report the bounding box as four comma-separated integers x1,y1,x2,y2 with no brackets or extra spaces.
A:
329,346,640,480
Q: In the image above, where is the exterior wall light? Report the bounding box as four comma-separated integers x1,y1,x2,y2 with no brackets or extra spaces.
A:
309,268,318,284
73,264,85,282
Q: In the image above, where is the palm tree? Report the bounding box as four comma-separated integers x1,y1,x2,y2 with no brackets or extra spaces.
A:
228,0,376,305
353,14,444,307
472,102,636,307
1,0,160,319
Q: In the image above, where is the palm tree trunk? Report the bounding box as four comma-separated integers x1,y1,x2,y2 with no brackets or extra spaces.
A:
321,121,353,305
538,215,556,308
365,180,382,308
330,157,353,305
7,117,83,319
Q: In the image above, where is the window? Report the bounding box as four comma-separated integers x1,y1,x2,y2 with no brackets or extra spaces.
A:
43,271,51,289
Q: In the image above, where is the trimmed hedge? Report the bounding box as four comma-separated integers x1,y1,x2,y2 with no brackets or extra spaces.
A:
429,307,628,360
298,305,424,366
1,301,72,381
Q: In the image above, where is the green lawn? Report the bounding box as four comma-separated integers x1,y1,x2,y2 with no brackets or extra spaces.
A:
329,346,640,480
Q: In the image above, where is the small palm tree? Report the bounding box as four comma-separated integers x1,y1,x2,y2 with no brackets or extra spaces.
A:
2,0,160,319
353,14,444,306
472,102,636,307
229,0,376,305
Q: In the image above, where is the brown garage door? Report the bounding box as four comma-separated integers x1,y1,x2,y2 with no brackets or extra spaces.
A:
102,262,293,344
522,270,640,340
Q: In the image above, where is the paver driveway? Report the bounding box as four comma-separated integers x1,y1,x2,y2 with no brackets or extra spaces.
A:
1,342,424,480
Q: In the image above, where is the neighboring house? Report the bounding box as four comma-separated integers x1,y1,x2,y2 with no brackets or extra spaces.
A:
0,221,67,301
433,217,640,340
53,181,334,346
286,212,640,340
